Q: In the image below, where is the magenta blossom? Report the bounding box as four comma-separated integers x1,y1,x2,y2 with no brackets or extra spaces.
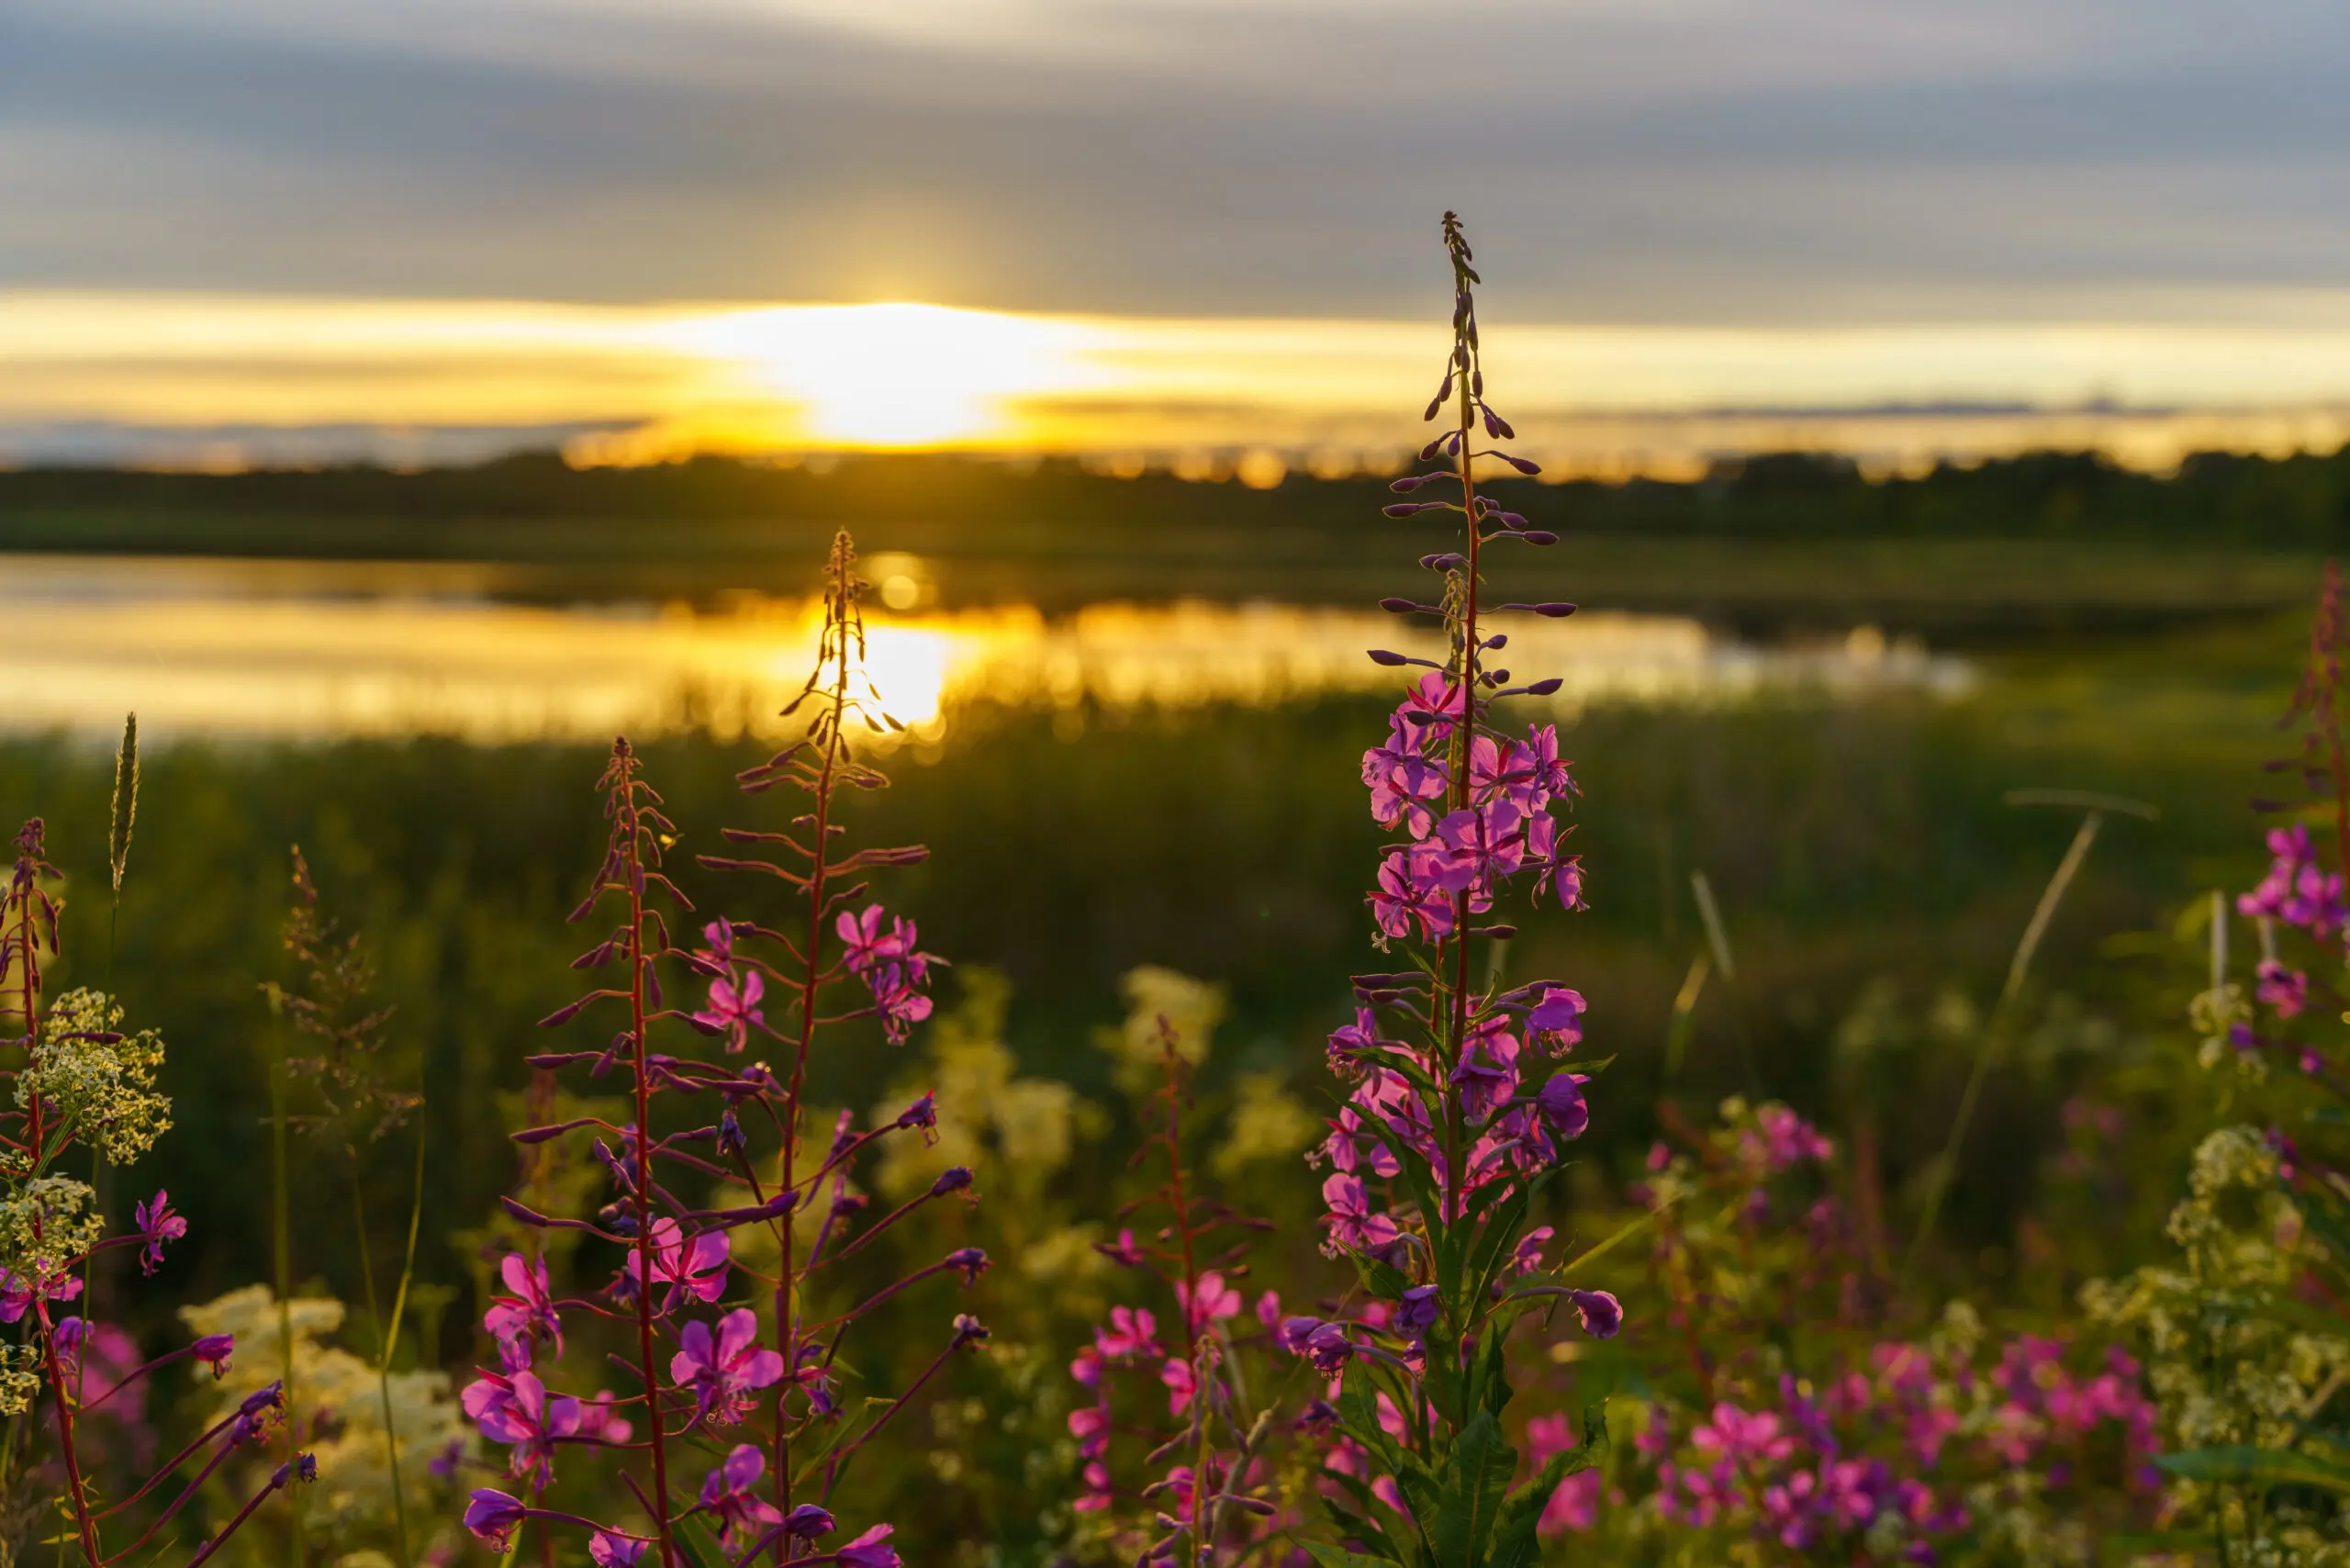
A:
463,1489,529,1552
466,1368,580,1486
485,1252,563,1355
695,966,765,1054
700,1444,784,1547
133,1189,186,1275
617,1217,729,1311
0,1269,81,1324
589,1533,647,1568
840,1524,901,1568
671,1308,787,1425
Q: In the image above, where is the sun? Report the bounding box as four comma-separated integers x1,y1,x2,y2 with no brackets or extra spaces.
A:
684,301,1102,448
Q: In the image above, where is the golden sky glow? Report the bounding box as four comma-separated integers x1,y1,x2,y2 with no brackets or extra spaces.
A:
11,291,2350,475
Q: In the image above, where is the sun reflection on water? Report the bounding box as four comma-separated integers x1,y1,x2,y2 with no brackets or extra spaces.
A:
0,563,1969,745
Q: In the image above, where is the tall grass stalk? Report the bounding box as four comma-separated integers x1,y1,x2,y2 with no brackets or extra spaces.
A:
1903,797,2151,1283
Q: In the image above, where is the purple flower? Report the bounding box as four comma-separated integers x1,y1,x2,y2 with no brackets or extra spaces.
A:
1512,1226,1553,1275
784,1504,836,1539
2257,958,2311,1018
671,1308,787,1425
1536,1073,1589,1139
1371,848,1457,942
1178,1271,1241,1333
2241,823,2348,935
1567,1289,1622,1338
840,1525,901,1568
0,1269,81,1324
193,1332,235,1379
1396,671,1466,740
695,967,765,1054
1525,986,1585,1048
133,1190,186,1275
589,1533,647,1568
485,1253,563,1356
1301,1321,1358,1375
1395,1286,1440,1338
617,1218,729,1311
894,1091,938,1138
466,1368,580,1485
701,1444,785,1547
463,1489,529,1552
1319,1172,1403,1260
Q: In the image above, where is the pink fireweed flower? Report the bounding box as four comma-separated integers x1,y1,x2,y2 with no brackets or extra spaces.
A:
1512,1226,1554,1275
133,1189,186,1275
1178,1271,1242,1333
1319,1172,1404,1260
589,1533,647,1568
193,1332,235,1378
1396,671,1467,740
1326,1007,1388,1079
616,1217,729,1311
1371,847,1459,942
783,1505,837,1539
700,1445,785,1548
2240,823,2348,935
1436,800,1528,885
695,966,765,1054
484,1253,563,1356
1094,1305,1161,1361
1536,1072,1590,1139
1094,1227,1146,1266
1450,1023,1520,1125
463,1490,529,1552
2257,958,2311,1018
1068,1398,1111,1456
575,1390,632,1443
1524,985,1585,1049
0,1269,81,1324
1074,1459,1114,1512
1743,1104,1833,1170
1160,1355,1197,1414
1692,1402,1796,1465
1567,1289,1622,1338
840,1525,901,1568
467,1368,581,1486
672,1308,787,1425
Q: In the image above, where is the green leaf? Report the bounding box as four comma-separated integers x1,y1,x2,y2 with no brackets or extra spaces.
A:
1429,1408,1516,1568
669,1516,731,1568
1316,1487,1407,1567
2155,1444,2350,1494
1339,1367,1404,1469
1487,1402,1609,1568
1350,1249,1415,1302
1298,1538,1403,1568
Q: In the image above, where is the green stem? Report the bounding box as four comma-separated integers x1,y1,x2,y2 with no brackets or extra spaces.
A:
1903,809,2103,1287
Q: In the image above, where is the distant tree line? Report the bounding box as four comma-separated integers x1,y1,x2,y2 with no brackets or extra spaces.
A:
3,446,2348,554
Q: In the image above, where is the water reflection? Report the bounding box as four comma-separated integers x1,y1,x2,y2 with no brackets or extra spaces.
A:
0,557,1969,744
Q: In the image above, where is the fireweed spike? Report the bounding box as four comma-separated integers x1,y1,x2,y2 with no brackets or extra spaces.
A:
469,532,979,1563
1299,213,1616,1568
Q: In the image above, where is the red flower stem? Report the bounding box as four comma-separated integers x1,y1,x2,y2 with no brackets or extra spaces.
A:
621,770,677,1563
780,541,856,1559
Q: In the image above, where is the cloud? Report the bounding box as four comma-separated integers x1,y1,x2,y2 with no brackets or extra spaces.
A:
6,0,2350,319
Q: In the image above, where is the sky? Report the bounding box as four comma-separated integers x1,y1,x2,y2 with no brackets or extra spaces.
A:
8,0,2350,470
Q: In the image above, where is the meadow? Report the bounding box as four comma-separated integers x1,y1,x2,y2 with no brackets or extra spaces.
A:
6,258,2350,1565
